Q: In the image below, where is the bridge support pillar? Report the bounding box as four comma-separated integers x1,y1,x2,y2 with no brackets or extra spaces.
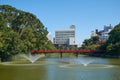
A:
60,52,63,58
75,53,78,58
44,53,47,56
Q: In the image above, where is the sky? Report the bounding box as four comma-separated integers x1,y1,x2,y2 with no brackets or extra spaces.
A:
0,0,120,45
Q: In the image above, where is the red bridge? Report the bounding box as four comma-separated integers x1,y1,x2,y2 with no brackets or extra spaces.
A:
30,50,105,58
30,49,105,53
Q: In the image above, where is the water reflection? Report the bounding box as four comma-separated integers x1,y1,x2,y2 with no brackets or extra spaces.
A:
0,64,47,80
45,55,120,80
0,54,120,80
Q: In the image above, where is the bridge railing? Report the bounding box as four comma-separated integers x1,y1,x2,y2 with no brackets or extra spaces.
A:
30,50,105,53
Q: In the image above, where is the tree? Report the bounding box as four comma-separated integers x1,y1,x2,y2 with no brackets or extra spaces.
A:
105,23,120,55
0,5,55,61
81,36,100,49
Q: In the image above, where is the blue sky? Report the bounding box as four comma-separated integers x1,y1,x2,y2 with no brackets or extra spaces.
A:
0,0,120,45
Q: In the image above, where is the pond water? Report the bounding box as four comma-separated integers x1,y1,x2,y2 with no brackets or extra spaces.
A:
0,54,120,80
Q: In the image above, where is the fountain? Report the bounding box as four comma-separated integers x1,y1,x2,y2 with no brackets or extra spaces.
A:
0,54,46,66
21,54,45,63
59,58,114,69
64,58,94,66
80,59,94,66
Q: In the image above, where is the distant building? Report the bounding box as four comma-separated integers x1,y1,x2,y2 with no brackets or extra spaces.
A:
91,31,98,37
54,25,76,49
91,24,113,43
99,24,113,40
47,32,53,42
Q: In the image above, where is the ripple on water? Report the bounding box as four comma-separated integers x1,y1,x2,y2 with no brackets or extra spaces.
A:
59,64,114,70
0,61,58,66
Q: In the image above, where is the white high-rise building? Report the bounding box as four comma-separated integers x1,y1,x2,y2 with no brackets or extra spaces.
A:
54,25,76,46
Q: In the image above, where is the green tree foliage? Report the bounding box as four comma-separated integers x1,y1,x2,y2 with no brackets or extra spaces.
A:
81,36,100,50
0,5,55,61
105,23,120,55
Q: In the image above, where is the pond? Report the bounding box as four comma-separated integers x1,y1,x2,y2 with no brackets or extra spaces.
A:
0,54,120,80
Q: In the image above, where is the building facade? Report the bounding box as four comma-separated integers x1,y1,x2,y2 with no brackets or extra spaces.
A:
99,24,113,40
91,24,113,42
54,25,76,49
